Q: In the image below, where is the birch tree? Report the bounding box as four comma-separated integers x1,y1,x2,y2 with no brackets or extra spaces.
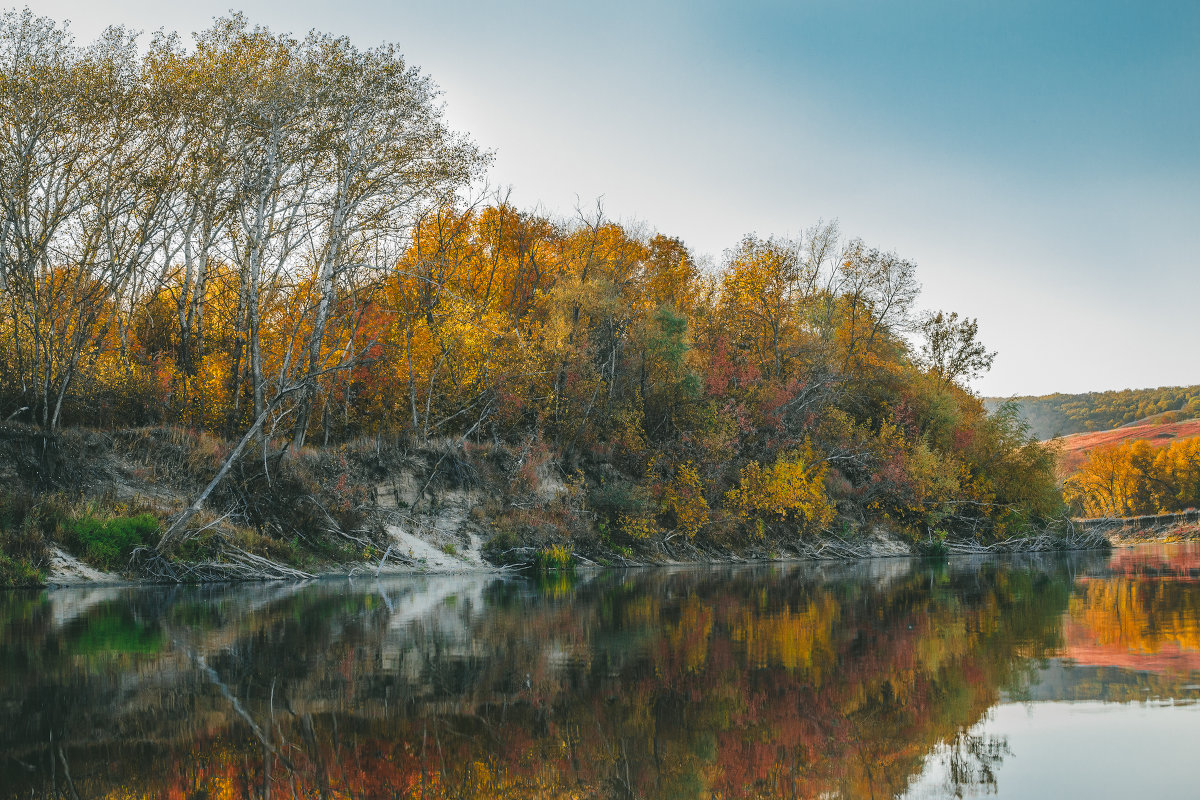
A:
288,34,486,448
218,19,321,423
0,12,155,433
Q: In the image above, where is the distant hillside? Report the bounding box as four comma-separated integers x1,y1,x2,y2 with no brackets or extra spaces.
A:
985,385,1200,440
1052,417,1200,475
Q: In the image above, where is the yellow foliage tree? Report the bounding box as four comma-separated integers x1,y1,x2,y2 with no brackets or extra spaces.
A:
725,446,835,534
1064,438,1200,517
658,460,709,538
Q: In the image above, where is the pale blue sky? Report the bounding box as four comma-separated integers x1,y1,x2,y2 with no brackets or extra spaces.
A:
17,0,1200,396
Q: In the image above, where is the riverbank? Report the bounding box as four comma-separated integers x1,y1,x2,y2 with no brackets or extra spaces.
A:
34,527,1123,590
1073,510,1200,545
0,423,1118,589
33,526,1124,589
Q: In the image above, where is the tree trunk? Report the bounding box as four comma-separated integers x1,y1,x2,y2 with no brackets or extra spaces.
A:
157,385,303,552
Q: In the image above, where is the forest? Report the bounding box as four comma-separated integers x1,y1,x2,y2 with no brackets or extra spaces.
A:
0,10,1066,579
989,385,1200,440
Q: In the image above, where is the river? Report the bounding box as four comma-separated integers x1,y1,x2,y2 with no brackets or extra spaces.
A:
1,544,1197,799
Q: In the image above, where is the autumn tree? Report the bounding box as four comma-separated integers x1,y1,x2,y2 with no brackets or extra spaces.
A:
287,33,487,448
919,310,996,389
0,11,175,436
718,234,809,381
1065,437,1200,518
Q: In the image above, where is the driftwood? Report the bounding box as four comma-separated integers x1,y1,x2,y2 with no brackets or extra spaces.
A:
940,525,1110,555
610,518,1114,569
133,541,315,583
1072,510,1200,536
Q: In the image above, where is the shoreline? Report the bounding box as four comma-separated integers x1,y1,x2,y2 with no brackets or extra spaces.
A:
20,531,1200,591
11,498,1196,592
27,530,1176,591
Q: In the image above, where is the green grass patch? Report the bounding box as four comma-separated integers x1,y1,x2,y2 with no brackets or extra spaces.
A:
65,514,159,571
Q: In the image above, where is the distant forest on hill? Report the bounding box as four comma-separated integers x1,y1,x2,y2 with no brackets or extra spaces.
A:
986,386,1200,440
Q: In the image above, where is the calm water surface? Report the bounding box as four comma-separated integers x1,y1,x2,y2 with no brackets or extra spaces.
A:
1,544,1197,799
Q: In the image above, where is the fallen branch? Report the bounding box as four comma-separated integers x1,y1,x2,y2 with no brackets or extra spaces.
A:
158,386,305,552
132,536,316,583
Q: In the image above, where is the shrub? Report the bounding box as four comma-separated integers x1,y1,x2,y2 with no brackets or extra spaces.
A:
0,550,45,586
917,530,950,559
618,513,659,541
657,460,709,539
481,530,521,565
589,478,650,519
724,446,835,535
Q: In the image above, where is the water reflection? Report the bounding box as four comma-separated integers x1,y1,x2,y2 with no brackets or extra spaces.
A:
0,546,1196,799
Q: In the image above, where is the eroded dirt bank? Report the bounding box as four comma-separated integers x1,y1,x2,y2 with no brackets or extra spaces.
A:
0,424,1119,588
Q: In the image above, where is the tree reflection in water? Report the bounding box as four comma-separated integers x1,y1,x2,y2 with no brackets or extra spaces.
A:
0,547,1196,799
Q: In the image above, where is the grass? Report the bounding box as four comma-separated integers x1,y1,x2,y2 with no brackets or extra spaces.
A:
0,493,57,586
0,492,165,581
65,513,159,571
534,544,574,573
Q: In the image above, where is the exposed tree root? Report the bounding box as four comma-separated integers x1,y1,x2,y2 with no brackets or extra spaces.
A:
131,542,315,583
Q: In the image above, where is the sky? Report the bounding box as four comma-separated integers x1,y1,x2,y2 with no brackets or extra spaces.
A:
14,0,1200,397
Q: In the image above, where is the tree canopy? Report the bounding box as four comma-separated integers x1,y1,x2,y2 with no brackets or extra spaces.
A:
0,10,1063,546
